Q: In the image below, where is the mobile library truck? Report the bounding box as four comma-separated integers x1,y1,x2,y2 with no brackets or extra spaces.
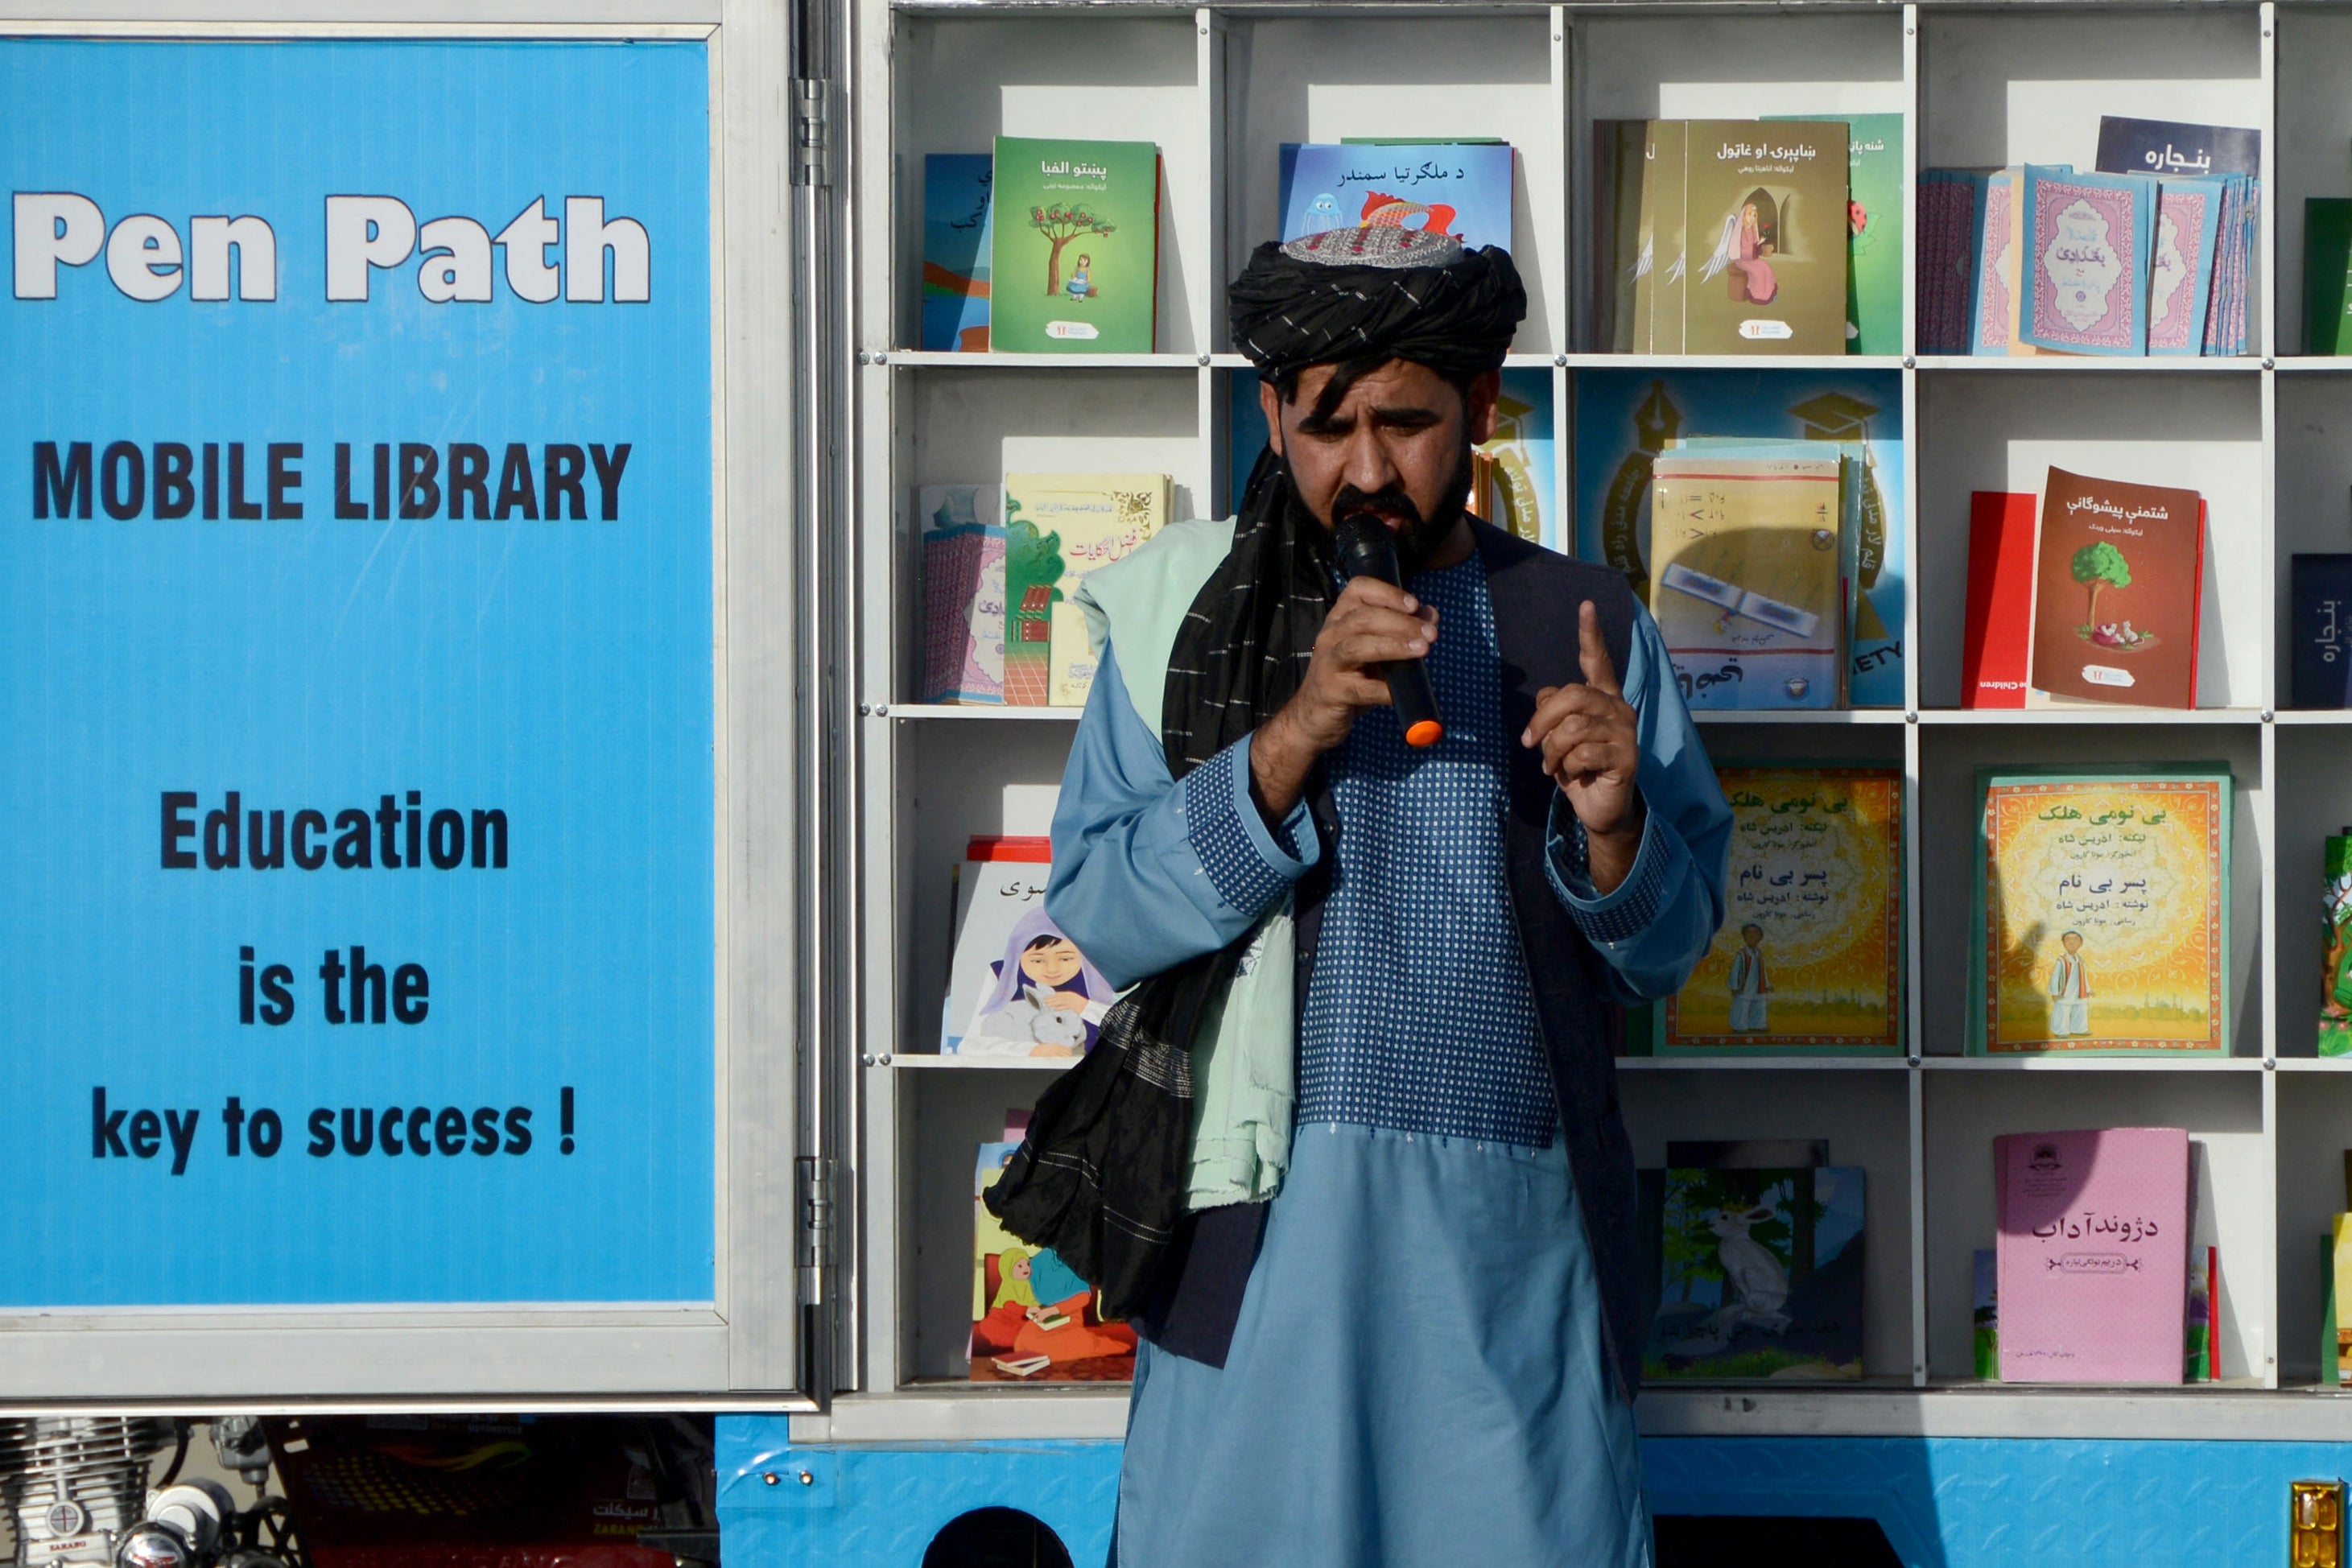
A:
11,2,2352,1566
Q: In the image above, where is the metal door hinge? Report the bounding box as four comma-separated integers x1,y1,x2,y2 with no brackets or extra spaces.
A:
792,79,834,188
797,1154,837,1271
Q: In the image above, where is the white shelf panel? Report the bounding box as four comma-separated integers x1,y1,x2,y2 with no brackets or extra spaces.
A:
881,352,1205,370
2275,711,2352,725
1615,1055,1910,1071
888,1054,1076,1071
884,704,1081,721
1915,708,2265,725
2273,1058,2352,1072
1913,356,2260,374
1560,354,1905,372
1917,1055,2263,1073
1694,708,1904,726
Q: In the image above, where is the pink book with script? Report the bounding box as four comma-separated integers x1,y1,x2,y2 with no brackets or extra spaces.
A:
1995,1126,2189,1383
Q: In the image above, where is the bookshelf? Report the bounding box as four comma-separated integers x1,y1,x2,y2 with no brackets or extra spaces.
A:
833,0,2352,1443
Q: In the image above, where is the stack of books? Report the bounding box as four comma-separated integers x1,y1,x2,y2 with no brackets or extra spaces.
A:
1594,116,1896,357
920,472,1172,708
1961,467,2207,712
1918,115,2259,357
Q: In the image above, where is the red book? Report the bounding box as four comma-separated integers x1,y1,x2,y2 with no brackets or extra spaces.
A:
2029,468,2206,709
966,835,1053,863
1962,492,2036,708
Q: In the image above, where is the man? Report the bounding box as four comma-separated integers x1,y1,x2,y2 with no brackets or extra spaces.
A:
1042,229,1731,1565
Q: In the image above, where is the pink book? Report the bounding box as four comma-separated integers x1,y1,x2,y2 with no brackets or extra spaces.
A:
1995,1126,2189,1383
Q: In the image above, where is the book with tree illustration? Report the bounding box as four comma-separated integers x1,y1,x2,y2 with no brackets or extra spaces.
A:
2028,467,2205,709
1661,766,1901,1055
1969,768,2231,1056
988,137,1161,354
971,1138,1137,1380
1642,1165,1866,1382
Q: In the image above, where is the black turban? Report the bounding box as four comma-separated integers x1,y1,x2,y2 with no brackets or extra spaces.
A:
982,229,1526,1329
1228,228,1529,383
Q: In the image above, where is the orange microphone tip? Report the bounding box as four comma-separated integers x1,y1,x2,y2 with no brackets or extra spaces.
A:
1405,719,1445,748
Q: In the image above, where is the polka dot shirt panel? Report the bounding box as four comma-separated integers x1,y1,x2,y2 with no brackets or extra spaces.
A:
1297,557,1559,1149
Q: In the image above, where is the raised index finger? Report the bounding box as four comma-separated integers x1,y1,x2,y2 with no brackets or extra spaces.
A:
1578,600,1622,697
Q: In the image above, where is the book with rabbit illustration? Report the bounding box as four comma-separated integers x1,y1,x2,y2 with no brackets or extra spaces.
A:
1641,1164,1865,1381
940,838,1113,1059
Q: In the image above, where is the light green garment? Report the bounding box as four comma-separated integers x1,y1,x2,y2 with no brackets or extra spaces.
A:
1074,520,1294,1209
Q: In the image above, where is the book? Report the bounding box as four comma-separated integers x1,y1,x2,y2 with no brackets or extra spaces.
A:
918,485,1007,704
1001,471,1171,707
2322,831,2352,1058
1973,1249,1999,1380
940,841,1112,1058
2291,555,2352,708
1280,142,1514,254
2148,179,2224,357
920,154,993,353
1644,1166,1865,1382
970,1139,1137,1381
1767,113,1902,354
1969,768,2231,1056
1968,170,2019,355
1632,121,1686,355
2329,1232,2344,1388
1995,1126,2189,1384
2020,166,2156,356
2335,1215,2352,1389
1648,448,1845,708
2094,115,2261,184
1660,766,1902,1054
1572,369,1906,707
1471,369,1556,547
1595,121,1645,353
988,137,1161,354
1916,170,1982,355
1681,121,1849,355
2306,200,2352,355
1962,492,2036,708
2028,467,2205,709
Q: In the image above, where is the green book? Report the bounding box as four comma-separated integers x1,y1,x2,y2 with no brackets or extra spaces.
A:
1681,121,1850,355
988,137,1161,354
2305,198,2352,355
1768,113,1902,355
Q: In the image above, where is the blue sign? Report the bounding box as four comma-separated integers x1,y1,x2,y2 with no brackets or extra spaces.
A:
0,39,714,1304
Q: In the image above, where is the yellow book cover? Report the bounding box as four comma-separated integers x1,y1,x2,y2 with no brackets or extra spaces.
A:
1648,452,1844,709
1970,770,2230,1054
2336,1214,2352,1387
1003,472,1170,707
1661,766,1902,1054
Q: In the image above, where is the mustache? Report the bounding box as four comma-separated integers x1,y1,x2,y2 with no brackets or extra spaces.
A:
1329,485,1426,530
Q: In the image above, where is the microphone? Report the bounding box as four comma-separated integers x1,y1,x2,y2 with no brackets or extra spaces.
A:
1334,512,1446,748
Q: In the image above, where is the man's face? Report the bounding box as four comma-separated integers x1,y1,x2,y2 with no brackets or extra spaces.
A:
1261,359,1500,575
2063,934,2083,954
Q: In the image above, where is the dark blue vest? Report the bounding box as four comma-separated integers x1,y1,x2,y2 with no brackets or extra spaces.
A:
1141,518,1653,1403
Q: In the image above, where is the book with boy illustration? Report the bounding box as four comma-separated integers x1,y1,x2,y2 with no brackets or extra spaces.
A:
972,1137,1137,1380
988,136,1161,354
1640,1157,1866,1383
940,836,1112,1059
1661,766,1901,1055
1969,769,2230,1056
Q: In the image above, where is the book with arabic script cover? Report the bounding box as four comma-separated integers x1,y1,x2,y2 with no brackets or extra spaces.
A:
1660,765,1901,1055
1995,1126,2189,1384
1969,769,2230,1057
2028,467,2205,709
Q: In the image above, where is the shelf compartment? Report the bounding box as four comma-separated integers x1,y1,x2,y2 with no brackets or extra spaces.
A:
889,10,1207,356
1921,1067,2271,1385
1619,1067,1914,1382
1914,371,2267,711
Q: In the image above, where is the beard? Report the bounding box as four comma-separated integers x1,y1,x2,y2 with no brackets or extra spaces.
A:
1295,433,1477,582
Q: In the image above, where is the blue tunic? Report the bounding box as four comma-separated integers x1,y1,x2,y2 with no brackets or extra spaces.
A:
1047,554,1729,1568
